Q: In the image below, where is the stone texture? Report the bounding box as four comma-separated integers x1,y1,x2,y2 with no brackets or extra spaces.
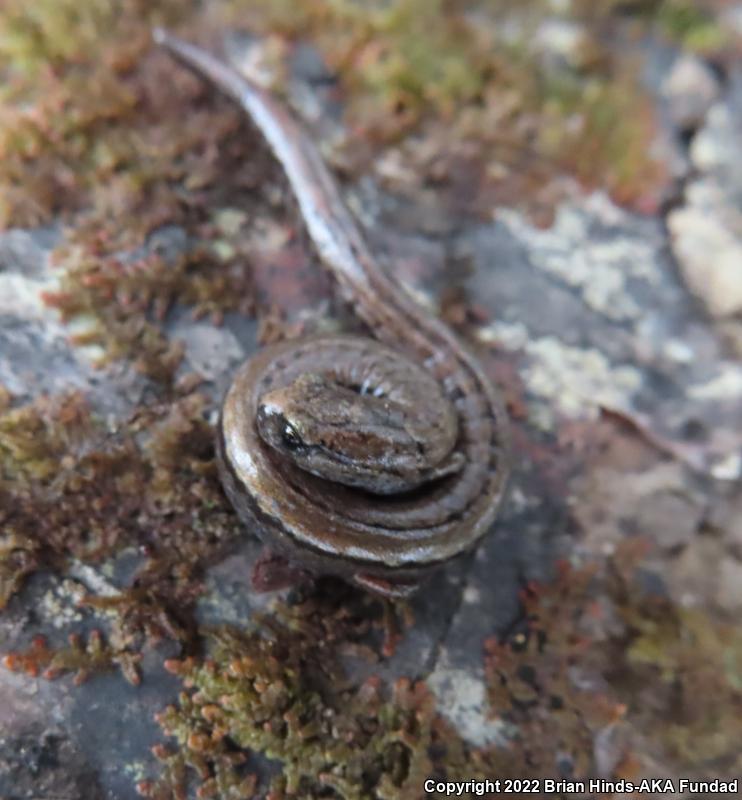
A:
669,68,742,319
473,191,742,481
661,54,720,130
668,188,742,318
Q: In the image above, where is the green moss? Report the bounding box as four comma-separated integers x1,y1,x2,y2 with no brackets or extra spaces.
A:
220,0,667,210
140,601,439,799
621,592,742,768
1,0,123,73
222,0,494,131
657,0,727,52
540,68,667,210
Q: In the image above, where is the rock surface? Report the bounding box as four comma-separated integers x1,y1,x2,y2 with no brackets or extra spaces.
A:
669,67,742,320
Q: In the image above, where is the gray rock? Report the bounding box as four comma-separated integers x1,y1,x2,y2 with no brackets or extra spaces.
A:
474,191,742,481
661,54,720,130
669,68,742,320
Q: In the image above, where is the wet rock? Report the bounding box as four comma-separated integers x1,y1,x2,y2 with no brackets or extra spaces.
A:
669,535,742,615
0,226,59,278
708,493,742,559
170,314,247,381
722,5,742,37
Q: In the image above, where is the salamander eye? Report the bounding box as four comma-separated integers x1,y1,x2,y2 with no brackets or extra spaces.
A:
282,422,302,450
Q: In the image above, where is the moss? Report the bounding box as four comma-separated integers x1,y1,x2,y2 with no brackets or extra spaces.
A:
3,391,741,797
0,391,93,484
0,0,676,381
219,0,668,212
0,0,178,228
3,629,142,685
1,0,158,75
140,595,439,800
0,390,239,648
618,581,742,769
10,530,730,799
539,68,667,211
656,0,727,52
1,0,259,383
0,392,95,607
482,542,742,783
483,560,629,780
44,241,254,383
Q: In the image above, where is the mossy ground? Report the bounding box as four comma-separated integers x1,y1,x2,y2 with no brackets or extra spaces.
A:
0,0,739,798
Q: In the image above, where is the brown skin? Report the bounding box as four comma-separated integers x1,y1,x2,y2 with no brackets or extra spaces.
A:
156,31,511,598
256,371,464,494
